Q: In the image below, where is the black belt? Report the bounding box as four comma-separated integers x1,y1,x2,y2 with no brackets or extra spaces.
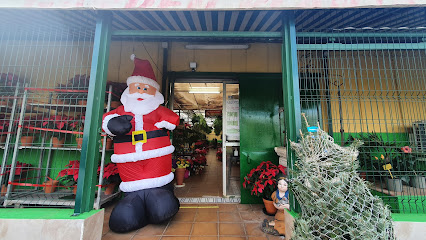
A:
113,129,168,144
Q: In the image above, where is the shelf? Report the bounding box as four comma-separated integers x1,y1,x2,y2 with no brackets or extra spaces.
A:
18,145,114,152
29,103,87,111
2,189,121,207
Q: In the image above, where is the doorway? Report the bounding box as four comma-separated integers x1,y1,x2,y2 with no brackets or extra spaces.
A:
171,79,240,201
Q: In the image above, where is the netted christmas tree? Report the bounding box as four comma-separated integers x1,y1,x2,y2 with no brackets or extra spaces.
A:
289,115,395,240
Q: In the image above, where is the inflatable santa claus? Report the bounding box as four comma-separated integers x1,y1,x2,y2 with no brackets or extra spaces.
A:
103,54,180,233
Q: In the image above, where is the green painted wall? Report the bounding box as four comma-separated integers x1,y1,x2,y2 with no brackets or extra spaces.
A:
239,74,283,204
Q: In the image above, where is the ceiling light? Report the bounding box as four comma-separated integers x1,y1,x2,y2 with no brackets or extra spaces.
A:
189,87,220,94
185,44,250,50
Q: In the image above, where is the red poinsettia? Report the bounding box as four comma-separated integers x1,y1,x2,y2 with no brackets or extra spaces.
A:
57,160,80,187
97,163,120,185
243,161,286,201
4,161,32,176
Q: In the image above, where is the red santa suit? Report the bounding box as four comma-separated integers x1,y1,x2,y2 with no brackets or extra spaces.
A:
102,55,180,193
103,105,179,192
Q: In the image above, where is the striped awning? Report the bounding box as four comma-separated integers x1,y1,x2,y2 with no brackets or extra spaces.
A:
0,8,424,38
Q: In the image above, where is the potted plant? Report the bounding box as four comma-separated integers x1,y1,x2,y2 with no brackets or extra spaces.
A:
0,72,24,104
243,161,287,215
105,81,126,109
174,157,190,187
69,116,85,148
57,160,79,194
400,146,425,189
97,163,121,195
42,114,73,148
55,74,90,105
1,161,32,196
0,115,11,144
20,115,44,146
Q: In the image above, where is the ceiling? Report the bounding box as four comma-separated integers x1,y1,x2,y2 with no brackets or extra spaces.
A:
173,83,239,111
0,8,424,40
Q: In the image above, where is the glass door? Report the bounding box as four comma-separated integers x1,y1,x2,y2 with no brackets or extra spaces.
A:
222,83,240,197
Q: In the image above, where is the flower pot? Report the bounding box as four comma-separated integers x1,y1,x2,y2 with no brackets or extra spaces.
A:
20,136,35,146
263,198,278,215
1,184,16,196
110,101,121,109
51,137,65,148
386,178,403,192
73,185,78,195
0,135,6,144
175,167,186,186
76,137,83,149
410,176,426,189
104,183,118,195
43,180,59,193
101,138,113,150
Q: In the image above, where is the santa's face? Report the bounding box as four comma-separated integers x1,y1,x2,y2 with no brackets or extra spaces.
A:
121,83,164,115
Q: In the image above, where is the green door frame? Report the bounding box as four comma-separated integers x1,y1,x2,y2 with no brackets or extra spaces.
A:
78,11,302,213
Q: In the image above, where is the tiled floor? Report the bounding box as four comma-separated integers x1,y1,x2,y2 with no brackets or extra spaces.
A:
174,149,224,198
101,203,284,240
101,149,282,239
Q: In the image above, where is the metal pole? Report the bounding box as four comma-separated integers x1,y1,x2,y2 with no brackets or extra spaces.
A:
74,11,112,215
95,85,112,210
3,87,28,206
282,11,302,212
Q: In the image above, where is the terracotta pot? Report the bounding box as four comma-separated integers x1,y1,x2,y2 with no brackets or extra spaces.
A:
76,137,83,149
104,183,117,195
263,198,278,215
1,184,16,196
21,136,35,146
0,135,6,144
102,138,113,150
43,180,59,193
51,137,65,148
110,101,121,109
175,168,186,186
73,185,78,195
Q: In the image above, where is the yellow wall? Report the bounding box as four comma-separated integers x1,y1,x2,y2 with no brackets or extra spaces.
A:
106,41,282,91
169,42,282,73
298,50,426,133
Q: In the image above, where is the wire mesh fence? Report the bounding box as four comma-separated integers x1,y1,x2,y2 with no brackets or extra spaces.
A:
297,29,426,213
0,14,99,207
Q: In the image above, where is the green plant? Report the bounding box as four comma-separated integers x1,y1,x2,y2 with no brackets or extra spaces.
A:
213,115,222,136
69,116,85,138
55,74,90,104
192,114,212,135
57,160,79,187
42,115,73,139
175,157,190,168
97,163,120,185
243,161,286,201
347,132,415,183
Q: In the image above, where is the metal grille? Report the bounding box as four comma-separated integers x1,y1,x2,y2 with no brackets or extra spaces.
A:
0,21,96,207
297,29,426,213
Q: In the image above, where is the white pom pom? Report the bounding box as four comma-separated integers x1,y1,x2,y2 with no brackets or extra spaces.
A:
130,54,136,61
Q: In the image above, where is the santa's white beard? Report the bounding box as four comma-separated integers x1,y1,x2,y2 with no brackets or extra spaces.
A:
121,88,164,115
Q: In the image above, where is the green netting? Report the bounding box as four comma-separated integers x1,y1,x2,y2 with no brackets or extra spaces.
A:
289,114,395,240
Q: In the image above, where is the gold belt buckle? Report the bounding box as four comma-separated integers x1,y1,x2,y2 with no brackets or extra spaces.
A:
132,130,147,145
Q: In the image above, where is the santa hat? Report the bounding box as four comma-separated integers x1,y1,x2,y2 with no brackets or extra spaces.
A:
127,54,160,90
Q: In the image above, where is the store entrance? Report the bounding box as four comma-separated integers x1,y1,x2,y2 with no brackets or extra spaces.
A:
171,80,240,200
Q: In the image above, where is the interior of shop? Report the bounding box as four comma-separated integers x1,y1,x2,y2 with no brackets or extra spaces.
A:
171,82,240,200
